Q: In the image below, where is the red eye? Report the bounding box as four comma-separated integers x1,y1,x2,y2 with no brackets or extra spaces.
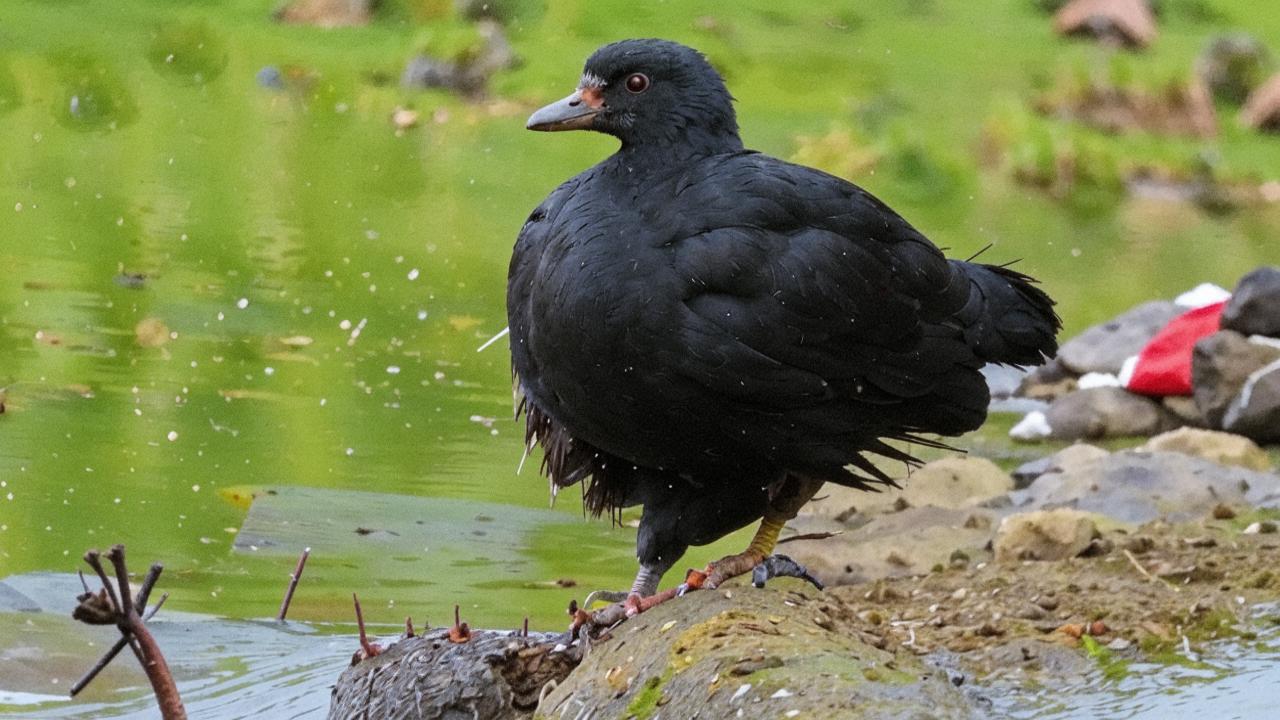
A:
625,73,650,93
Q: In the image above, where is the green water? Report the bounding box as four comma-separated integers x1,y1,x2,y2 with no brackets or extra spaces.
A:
1,0,1279,716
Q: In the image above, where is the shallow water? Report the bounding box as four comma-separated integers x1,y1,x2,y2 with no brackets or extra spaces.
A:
2,1,1279,717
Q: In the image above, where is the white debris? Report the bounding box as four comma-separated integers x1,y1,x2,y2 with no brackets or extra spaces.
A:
1078,372,1120,389
730,684,751,702
1174,283,1230,308
236,297,249,310
1118,354,1139,388
770,688,793,699
1009,410,1052,441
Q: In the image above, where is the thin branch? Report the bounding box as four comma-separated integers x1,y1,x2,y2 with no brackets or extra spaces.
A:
107,545,133,618
70,637,130,697
778,530,845,545
144,593,169,622
277,547,310,622
1123,549,1179,593
83,550,121,613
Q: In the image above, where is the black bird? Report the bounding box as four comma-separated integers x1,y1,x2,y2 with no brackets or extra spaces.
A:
508,39,1059,619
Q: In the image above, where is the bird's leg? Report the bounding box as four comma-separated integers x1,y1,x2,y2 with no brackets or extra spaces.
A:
681,476,824,592
577,565,677,631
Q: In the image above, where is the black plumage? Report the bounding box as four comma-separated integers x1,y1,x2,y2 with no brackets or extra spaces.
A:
507,39,1059,598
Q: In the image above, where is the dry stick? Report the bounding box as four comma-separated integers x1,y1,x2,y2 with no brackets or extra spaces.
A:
277,547,311,622
144,593,169,622
70,637,132,697
353,593,380,657
105,546,185,720
1123,549,1180,592
777,530,844,545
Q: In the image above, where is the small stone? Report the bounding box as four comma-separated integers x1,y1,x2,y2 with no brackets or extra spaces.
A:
1244,521,1278,535
995,509,1098,562
1106,637,1132,651
1212,504,1238,520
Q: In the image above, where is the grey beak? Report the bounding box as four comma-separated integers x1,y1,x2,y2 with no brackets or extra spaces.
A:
527,91,601,132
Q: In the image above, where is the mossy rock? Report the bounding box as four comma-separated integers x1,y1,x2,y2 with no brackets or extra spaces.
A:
536,582,979,719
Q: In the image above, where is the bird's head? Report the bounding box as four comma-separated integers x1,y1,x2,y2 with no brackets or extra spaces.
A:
526,39,742,154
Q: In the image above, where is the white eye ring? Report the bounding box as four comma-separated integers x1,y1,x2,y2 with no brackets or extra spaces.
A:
625,73,650,93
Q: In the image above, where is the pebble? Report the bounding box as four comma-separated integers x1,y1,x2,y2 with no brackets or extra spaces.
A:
1244,521,1278,535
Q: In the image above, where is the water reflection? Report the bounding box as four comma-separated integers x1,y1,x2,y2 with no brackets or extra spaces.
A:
51,53,138,131
146,22,228,86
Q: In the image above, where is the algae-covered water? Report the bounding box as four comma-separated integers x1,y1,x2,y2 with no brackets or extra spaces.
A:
2,0,1279,717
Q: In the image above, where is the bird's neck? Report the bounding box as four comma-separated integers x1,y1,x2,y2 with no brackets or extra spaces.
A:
614,128,744,166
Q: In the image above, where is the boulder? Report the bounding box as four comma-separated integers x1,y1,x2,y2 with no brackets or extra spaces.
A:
786,506,997,585
1139,427,1272,470
1192,330,1280,427
1223,360,1280,444
1056,301,1181,375
1221,266,1280,337
994,509,1097,562
803,457,1012,518
1009,449,1280,523
1195,34,1273,105
1043,387,1179,440
536,585,979,720
1011,444,1110,488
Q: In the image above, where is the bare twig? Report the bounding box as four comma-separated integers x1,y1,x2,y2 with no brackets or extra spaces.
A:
144,593,170,622
70,637,131,697
778,530,845,545
71,545,185,719
277,547,311,622
353,593,382,659
1123,549,1179,592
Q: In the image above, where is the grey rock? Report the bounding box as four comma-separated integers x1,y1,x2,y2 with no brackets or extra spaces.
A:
787,506,997,585
1011,444,1110,489
1196,33,1273,105
1057,301,1181,375
1017,356,1078,401
1009,449,1280,523
1222,266,1280,337
1044,387,1180,440
1192,330,1280,427
1223,360,1280,443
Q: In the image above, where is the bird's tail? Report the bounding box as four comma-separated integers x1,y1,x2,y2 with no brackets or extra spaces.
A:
952,260,1060,366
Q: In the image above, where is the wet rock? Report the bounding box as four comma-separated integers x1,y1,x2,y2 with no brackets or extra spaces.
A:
1056,301,1181,376
1196,34,1273,105
1223,360,1280,443
994,509,1098,562
787,506,996,586
401,20,518,96
537,586,980,720
1009,449,1280,523
276,0,373,27
1011,444,1109,489
1043,387,1179,440
1221,266,1280,337
1192,330,1280,427
1139,427,1272,470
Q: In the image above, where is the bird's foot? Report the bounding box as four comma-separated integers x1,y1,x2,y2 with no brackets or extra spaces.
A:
570,589,680,635
581,589,629,608
678,553,822,595
751,554,824,590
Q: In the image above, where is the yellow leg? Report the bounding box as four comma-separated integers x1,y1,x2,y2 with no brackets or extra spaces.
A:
746,515,787,558
685,515,790,590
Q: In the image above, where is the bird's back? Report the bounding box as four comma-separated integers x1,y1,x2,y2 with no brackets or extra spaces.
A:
509,150,1058,502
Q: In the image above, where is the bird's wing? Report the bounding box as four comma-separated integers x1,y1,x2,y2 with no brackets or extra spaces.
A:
661,153,981,412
